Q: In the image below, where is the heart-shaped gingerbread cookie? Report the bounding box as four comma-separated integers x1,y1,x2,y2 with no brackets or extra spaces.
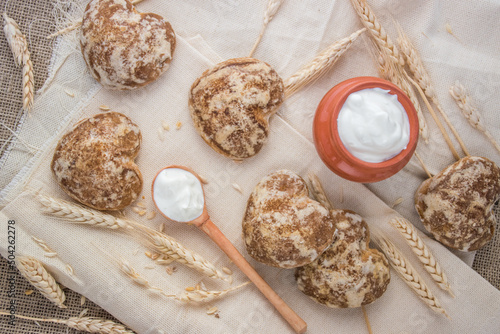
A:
81,0,176,90
295,210,391,308
415,156,500,251
189,58,284,160
51,112,143,211
242,170,336,268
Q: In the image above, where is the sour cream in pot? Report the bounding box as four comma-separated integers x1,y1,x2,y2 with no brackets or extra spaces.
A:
337,88,410,163
153,168,204,222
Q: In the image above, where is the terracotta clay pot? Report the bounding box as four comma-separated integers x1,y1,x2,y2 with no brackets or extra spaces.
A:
313,76,419,183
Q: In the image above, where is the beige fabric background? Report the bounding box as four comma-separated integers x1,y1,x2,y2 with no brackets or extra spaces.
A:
1,0,499,333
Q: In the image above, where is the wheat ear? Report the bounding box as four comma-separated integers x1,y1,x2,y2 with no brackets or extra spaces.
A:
117,258,176,297
110,254,247,303
390,217,454,297
37,193,228,282
284,28,365,98
450,81,500,154
127,221,230,282
178,281,251,302
377,51,429,142
371,235,450,318
248,0,285,57
349,0,404,66
0,311,134,334
37,193,131,229
307,172,334,210
3,12,34,111
15,256,67,309
396,24,469,158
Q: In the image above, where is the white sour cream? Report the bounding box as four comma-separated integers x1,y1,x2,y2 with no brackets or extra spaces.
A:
337,88,410,163
153,168,204,222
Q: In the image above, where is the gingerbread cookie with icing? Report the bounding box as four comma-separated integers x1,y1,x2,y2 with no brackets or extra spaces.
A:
81,0,176,90
51,112,142,210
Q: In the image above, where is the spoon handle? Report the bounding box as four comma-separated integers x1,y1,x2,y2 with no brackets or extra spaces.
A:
200,219,307,334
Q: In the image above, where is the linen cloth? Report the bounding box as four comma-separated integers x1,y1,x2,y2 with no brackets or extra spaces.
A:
1,0,500,333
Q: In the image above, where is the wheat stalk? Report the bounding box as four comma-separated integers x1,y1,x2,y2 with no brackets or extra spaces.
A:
377,51,429,142
3,12,34,111
307,172,334,210
37,193,131,229
413,151,433,179
450,81,500,154
284,28,365,98
178,281,251,302
46,19,82,39
248,0,285,57
371,235,450,318
402,71,461,160
390,217,454,297
395,24,469,158
349,0,404,66
0,311,134,333
15,256,67,309
127,221,230,282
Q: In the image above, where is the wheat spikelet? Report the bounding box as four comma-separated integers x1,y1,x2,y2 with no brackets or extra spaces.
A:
37,193,131,229
377,51,429,142
128,221,230,282
390,217,454,297
15,256,67,309
284,28,365,98
0,311,135,333
307,172,334,210
248,0,285,57
178,281,251,302
3,12,34,111
450,82,500,154
371,235,450,318
395,24,469,157
349,0,404,66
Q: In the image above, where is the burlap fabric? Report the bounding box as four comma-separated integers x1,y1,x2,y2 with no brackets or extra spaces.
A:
0,0,121,332
0,0,499,333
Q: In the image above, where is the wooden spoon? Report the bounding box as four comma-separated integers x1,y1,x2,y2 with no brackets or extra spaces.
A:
152,165,307,334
